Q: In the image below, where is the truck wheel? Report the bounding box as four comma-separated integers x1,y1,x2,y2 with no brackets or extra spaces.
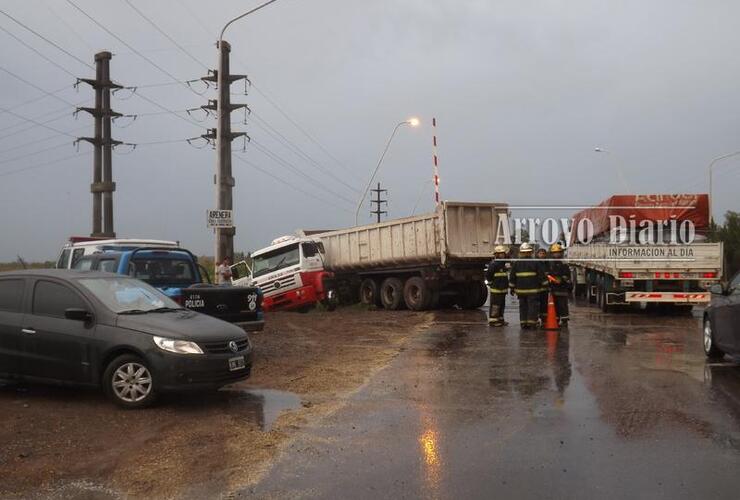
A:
469,282,488,309
403,277,431,311
380,277,405,310
359,279,381,307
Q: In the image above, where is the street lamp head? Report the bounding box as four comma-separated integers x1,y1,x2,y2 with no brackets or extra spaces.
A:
408,117,420,127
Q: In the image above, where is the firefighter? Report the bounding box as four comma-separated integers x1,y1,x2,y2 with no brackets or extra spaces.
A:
535,247,550,323
548,243,572,326
485,245,510,326
509,242,544,329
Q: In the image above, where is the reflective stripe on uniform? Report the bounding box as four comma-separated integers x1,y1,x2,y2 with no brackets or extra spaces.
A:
516,272,537,277
493,272,508,277
489,288,508,293
515,288,540,294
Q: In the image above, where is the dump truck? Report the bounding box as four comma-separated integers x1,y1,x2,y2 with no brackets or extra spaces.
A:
232,201,509,311
567,194,723,311
314,201,509,310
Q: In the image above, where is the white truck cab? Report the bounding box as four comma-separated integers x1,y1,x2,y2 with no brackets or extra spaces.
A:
232,235,336,312
56,237,179,269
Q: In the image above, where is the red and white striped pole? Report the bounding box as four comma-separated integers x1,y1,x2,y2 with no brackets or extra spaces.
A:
432,117,441,207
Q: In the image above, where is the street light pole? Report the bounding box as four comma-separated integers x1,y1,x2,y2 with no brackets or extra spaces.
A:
355,118,419,225
707,150,740,223
594,147,630,193
212,0,280,271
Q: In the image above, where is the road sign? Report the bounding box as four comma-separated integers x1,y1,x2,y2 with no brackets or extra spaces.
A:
207,209,233,228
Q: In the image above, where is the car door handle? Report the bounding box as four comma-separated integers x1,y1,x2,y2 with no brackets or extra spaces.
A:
21,328,36,335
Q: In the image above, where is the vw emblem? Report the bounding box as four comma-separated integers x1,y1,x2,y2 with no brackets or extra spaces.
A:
217,303,228,311
228,341,239,353
273,281,281,290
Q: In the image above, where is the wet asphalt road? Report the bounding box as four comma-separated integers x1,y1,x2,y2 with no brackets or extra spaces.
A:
246,302,740,499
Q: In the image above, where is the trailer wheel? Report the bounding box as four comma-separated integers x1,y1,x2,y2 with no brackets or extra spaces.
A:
380,278,405,310
359,279,381,307
470,282,489,309
403,277,431,311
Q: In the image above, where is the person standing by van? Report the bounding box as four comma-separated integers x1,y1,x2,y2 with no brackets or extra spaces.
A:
217,256,233,285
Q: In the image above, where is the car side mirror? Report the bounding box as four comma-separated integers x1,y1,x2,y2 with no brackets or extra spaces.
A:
65,308,92,322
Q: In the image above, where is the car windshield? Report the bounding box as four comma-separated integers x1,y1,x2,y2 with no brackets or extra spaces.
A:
77,277,181,314
129,255,195,286
252,244,300,278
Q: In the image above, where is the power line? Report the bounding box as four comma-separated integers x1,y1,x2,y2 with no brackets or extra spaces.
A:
120,0,360,199
0,141,73,166
122,0,208,70
234,154,353,214
63,0,208,131
0,104,77,138
0,23,78,78
250,111,362,194
250,82,356,176
0,64,76,107
0,83,73,115
66,0,196,96
0,8,94,70
251,140,356,206
0,151,91,178
0,125,88,156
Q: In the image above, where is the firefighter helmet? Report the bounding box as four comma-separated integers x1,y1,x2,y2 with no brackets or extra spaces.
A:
550,243,564,253
519,242,534,253
494,245,507,254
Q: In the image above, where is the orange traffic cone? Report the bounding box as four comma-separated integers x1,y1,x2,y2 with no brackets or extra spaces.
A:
544,292,560,330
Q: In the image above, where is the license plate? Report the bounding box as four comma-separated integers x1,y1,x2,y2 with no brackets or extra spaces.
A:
228,356,246,371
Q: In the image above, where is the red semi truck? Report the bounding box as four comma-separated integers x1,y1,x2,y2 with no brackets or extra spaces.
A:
567,194,723,311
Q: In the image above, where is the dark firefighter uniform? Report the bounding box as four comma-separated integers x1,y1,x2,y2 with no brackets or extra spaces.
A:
509,245,544,328
548,246,572,325
485,252,509,326
536,248,550,322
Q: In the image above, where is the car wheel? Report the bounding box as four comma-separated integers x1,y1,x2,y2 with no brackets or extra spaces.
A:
103,354,157,409
380,277,404,310
703,318,724,359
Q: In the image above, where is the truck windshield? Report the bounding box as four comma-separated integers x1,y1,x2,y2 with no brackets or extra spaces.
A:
130,257,195,286
252,244,300,278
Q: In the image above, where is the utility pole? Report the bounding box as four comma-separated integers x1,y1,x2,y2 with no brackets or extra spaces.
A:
370,182,388,223
76,51,121,238
201,41,247,268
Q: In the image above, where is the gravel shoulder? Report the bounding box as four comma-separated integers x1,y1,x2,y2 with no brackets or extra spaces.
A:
0,308,433,499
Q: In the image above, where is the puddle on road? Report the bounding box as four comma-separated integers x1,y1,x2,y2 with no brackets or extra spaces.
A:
226,388,302,432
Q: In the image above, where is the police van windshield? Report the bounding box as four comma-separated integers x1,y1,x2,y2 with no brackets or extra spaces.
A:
129,256,195,286
252,243,300,278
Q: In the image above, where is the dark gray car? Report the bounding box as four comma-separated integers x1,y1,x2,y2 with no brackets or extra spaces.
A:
0,269,254,408
703,271,740,359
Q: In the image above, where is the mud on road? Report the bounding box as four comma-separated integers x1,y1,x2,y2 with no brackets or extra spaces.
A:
0,308,433,499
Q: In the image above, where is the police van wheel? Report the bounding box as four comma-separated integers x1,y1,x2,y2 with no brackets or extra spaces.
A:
380,278,405,310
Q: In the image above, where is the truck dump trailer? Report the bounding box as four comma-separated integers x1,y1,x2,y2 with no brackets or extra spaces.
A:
314,201,509,310
567,194,722,311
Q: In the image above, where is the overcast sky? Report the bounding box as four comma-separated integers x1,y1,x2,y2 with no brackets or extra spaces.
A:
1,0,739,261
